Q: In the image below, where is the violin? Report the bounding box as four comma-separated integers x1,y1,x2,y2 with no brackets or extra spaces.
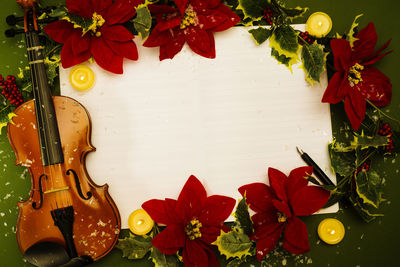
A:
7,0,121,262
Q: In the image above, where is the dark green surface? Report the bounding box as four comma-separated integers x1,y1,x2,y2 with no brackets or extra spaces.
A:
1,0,400,266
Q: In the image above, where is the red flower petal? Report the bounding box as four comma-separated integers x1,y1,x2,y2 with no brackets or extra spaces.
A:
143,25,171,47
185,27,216,58
175,0,189,14
91,37,124,74
358,67,392,106
238,183,275,214
66,0,92,18
321,71,347,104
283,216,309,254
255,224,283,261
151,224,186,254
176,175,207,222
285,166,313,198
198,195,235,226
105,0,138,25
210,4,240,32
251,211,278,229
199,225,221,244
363,39,392,66
331,38,352,72
268,168,288,202
352,22,378,61
344,90,366,131
148,4,179,15
142,199,176,225
43,20,76,44
207,0,223,9
71,33,91,56
92,0,113,13
253,221,281,240
101,25,135,42
159,30,186,60
60,36,91,68
290,186,330,216
182,239,209,266
157,17,182,31
272,199,292,218
197,10,228,30
105,40,139,61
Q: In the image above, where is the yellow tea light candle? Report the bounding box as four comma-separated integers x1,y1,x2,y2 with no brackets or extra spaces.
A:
69,65,95,91
128,209,154,235
318,218,345,245
306,12,332,38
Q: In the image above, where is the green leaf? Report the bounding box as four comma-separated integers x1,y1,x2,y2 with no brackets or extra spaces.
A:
116,234,153,260
355,171,384,209
62,12,95,36
300,43,327,84
269,25,300,70
149,247,180,267
348,193,383,223
271,47,297,69
237,0,268,20
0,106,17,134
227,258,243,267
280,6,308,20
323,179,350,208
347,14,363,48
234,197,253,235
352,131,388,150
328,140,356,177
213,229,253,259
133,4,153,40
249,27,272,45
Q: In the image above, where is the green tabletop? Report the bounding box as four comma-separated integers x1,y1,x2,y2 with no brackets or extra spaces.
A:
1,0,399,266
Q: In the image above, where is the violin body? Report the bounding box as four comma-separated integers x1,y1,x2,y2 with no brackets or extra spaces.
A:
8,96,121,260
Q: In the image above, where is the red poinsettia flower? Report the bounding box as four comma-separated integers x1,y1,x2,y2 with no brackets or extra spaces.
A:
44,0,142,74
239,167,330,261
143,0,240,60
142,175,235,267
322,22,392,130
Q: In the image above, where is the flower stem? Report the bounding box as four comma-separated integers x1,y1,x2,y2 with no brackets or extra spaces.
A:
366,99,400,125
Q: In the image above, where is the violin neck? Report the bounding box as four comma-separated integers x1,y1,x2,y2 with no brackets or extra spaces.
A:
25,30,64,166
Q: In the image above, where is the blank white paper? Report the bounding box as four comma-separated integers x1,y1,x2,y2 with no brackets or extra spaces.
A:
60,25,338,228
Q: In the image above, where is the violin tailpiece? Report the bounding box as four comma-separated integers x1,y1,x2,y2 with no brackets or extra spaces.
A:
50,206,78,258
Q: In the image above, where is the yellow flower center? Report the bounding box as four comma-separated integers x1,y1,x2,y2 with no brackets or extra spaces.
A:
348,63,364,86
180,5,198,29
185,218,202,240
277,212,287,223
91,12,105,37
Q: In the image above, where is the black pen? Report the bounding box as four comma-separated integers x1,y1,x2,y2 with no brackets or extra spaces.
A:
296,147,335,186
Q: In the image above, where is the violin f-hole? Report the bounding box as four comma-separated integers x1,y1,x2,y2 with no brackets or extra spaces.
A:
66,169,92,200
32,174,47,209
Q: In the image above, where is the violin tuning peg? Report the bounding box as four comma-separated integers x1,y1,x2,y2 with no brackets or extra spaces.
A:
5,28,25,38
6,15,24,26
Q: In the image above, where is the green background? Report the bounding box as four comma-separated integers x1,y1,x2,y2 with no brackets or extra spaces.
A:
1,0,399,266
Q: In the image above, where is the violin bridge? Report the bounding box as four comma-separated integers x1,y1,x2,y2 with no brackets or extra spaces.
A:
44,186,70,195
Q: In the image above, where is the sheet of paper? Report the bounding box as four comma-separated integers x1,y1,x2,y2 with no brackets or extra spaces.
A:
60,25,338,228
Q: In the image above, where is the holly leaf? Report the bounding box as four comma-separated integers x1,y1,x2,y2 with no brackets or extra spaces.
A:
347,14,363,48
271,47,297,70
300,43,327,84
355,170,384,209
133,4,152,41
149,247,180,267
234,197,253,235
269,25,300,70
213,229,253,260
237,0,268,21
249,27,272,45
227,258,243,267
348,192,383,223
351,131,388,150
280,6,308,21
0,106,17,134
116,234,153,259
323,180,350,208
328,140,356,177
62,12,95,35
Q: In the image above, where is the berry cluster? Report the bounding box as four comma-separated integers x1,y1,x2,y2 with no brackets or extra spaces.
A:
378,123,395,153
356,155,371,174
0,74,23,107
298,31,315,45
263,7,274,25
